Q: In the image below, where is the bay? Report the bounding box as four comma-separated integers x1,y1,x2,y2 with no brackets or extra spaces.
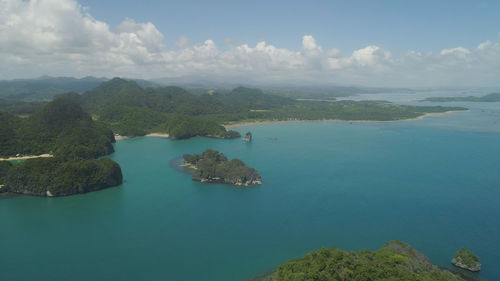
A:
1,109,499,281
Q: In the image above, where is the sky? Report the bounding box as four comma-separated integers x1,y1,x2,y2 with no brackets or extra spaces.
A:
1,0,499,87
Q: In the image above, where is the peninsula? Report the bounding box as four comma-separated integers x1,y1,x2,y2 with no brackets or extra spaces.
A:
182,149,262,186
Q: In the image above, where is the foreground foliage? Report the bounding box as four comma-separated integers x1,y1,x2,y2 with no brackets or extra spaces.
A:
266,241,464,281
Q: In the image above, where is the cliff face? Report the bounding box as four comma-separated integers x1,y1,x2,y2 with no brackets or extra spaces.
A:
183,149,262,186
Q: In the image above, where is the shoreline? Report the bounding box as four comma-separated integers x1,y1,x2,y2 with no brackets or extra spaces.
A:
223,110,465,128
114,133,170,140
0,153,53,161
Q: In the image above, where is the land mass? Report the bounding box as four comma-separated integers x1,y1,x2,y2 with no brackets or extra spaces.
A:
54,78,465,139
183,149,262,186
0,97,123,197
422,93,500,102
264,241,465,281
1,78,466,140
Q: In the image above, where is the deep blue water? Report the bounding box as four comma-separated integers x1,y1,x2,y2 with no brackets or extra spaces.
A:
1,108,499,281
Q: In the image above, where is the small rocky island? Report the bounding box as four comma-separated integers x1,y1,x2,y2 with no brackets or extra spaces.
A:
182,149,262,186
243,132,252,142
452,248,481,272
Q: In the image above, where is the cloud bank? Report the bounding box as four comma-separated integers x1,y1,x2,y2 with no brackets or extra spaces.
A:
1,0,499,87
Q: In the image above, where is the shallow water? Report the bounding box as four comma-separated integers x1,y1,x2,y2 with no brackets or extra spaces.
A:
1,108,499,281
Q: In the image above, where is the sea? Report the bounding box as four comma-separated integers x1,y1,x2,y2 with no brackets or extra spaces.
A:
1,90,499,281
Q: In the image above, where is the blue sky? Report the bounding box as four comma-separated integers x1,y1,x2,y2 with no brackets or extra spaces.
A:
1,0,499,86
78,0,500,54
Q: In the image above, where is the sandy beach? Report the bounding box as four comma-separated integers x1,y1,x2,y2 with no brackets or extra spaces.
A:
145,133,170,138
223,110,465,128
115,133,170,140
0,153,53,161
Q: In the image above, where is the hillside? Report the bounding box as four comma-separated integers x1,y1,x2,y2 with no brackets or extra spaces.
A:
265,241,464,281
0,97,115,159
0,97,122,197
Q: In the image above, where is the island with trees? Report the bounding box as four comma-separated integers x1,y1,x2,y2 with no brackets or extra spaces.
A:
182,149,262,186
0,96,123,197
422,93,500,102
452,248,481,272
263,241,466,281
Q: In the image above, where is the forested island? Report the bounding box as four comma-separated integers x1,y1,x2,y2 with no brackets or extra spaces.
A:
264,241,466,281
183,149,262,186
422,93,500,102
0,97,122,197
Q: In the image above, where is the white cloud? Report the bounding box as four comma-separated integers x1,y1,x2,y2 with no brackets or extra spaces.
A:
0,0,500,87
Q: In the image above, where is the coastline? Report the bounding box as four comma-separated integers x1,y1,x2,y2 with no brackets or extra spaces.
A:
223,110,465,128
0,153,53,161
114,133,170,140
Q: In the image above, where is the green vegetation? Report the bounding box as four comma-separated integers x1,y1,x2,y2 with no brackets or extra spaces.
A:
1,158,122,197
2,78,465,141
265,241,464,281
0,97,115,159
0,160,13,186
183,149,262,186
452,248,481,272
0,96,122,197
423,93,500,102
52,78,464,139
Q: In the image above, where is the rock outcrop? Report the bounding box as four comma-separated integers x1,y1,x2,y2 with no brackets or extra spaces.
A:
452,248,481,272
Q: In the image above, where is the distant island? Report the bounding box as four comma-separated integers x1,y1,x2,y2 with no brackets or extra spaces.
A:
182,149,262,186
422,93,500,102
452,248,481,272
264,241,465,281
0,97,122,197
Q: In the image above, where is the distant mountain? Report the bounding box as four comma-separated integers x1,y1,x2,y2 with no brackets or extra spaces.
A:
0,76,159,101
152,75,415,99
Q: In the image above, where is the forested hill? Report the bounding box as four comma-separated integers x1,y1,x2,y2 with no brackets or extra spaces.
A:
61,78,295,139
0,97,123,197
0,97,115,159
265,241,465,281
58,78,466,140
2,78,466,141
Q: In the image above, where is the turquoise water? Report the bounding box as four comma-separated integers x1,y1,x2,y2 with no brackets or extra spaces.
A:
1,110,500,281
